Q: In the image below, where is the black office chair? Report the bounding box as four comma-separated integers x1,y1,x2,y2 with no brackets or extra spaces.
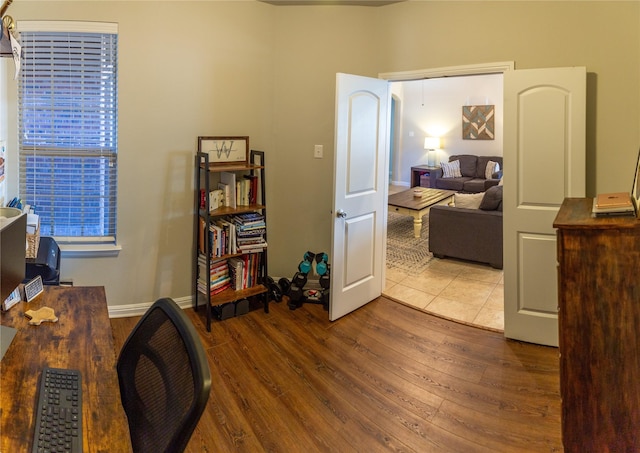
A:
117,298,212,453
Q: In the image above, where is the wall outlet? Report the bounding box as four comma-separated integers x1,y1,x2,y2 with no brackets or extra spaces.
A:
314,145,323,159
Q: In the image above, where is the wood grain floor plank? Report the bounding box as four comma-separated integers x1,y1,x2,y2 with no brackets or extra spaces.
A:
245,309,420,452
432,399,562,452
110,296,562,452
265,307,492,452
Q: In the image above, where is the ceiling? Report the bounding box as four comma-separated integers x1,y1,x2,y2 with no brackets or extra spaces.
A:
259,0,406,6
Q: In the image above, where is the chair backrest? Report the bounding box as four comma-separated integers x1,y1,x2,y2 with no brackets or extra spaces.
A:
117,298,211,453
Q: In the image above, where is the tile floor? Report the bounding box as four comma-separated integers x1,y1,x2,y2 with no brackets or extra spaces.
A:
385,184,504,331
384,259,504,331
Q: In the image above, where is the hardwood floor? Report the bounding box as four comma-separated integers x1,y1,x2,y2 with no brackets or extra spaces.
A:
111,298,562,452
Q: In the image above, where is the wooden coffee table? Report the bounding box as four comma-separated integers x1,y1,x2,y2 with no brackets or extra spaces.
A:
388,187,456,238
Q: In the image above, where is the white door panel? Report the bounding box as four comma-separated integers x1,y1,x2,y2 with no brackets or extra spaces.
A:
343,213,375,289
331,73,389,321
504,67,586,346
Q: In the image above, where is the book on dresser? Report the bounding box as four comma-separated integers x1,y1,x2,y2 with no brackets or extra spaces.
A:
592,192,635,216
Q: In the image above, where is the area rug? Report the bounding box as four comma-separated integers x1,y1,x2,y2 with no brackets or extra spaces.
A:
386,211,434,275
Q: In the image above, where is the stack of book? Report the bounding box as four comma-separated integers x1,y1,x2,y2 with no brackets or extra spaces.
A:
231,212,267,253
228,253,263,290
236,174,259,206
197,256,231,295
199,217,239,257
592,192,636,217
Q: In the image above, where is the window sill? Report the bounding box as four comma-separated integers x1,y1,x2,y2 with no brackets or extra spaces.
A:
58,243,122,258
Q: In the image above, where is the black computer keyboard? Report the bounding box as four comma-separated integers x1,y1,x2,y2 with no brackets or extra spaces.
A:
32,366,83,453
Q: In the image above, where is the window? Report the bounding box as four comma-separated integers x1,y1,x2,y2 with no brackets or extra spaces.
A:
18,22,118,243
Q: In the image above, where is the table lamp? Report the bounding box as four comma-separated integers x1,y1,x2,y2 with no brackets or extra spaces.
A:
424,137,441,167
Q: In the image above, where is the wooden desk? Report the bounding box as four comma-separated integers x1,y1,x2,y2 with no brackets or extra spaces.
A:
1,286,132,453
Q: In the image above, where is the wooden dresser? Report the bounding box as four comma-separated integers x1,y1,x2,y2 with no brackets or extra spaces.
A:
554,197,640,452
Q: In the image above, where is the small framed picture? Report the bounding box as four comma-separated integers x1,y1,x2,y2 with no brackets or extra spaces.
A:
198,136,249,165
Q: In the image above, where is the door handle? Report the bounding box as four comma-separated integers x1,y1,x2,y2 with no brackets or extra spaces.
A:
336,209,347,218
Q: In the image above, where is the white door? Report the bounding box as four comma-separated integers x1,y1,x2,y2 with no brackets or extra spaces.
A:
503,67,586,346
330,73,390,321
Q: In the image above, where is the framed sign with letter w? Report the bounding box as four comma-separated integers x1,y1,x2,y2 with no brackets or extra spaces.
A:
198,136,249,165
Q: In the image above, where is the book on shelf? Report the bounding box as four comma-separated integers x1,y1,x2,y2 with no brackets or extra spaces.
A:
227,254,263,290
208,223,224,257
236,179,251,206
232,212,265,230
237,239,267,253
209,189,223,210
243,174,259,205
217,182,231,207
197,259,232,295
228,257,244,290
198,263,228,282
237,227,265,237
197,279,231,296
199,189,206,210
215,218,237,255
197,255,228,278
220,172,237,208
198,217,206,254
233,212,264,222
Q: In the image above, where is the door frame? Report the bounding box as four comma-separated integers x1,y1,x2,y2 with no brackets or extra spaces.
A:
380,62,514,190
379,61,515,81
378,61,514,326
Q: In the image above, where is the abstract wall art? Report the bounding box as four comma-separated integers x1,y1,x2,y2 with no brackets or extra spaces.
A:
462,105,495,140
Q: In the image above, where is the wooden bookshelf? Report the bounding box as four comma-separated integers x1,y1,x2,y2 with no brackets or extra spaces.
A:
194,147,269,331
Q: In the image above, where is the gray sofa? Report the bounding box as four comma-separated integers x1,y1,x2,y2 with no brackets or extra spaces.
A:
434,154,503,193
428,185,503,269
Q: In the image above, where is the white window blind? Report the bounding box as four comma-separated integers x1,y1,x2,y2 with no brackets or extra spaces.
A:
18,22,118,241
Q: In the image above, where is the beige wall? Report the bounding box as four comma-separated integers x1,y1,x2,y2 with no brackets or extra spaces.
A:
2,1,639,310
377,1,640,195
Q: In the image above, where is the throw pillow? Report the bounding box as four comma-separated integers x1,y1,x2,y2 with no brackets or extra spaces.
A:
453,192,484,209
479,185,503,211
485,160,501,179
441,160,462,178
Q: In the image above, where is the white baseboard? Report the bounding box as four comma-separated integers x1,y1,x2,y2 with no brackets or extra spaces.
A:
108,295,194,318
108,277,291,319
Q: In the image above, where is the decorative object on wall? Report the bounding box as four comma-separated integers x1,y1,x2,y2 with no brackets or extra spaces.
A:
462,105,495,140
198,136,249,165
1,0,21,77
423,136,441,167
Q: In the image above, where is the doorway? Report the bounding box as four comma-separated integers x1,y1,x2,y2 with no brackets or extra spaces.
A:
384,185,504,331
381,63,512,331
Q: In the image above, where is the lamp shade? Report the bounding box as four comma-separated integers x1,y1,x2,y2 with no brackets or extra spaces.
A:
424,137,441,150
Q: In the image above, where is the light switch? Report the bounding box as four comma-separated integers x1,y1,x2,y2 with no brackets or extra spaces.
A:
314,145,323,159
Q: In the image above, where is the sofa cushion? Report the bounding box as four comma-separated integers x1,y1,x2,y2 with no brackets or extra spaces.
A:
441,160,462,178
450,155,478,177
476,156,503,178
462,179,488,193
483,179,500,191
454,192,484,209
436,177,470,191
485,160,500,179
479,185,503,211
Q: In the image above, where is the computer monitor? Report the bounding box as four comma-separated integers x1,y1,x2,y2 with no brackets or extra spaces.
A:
0,210,26,303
